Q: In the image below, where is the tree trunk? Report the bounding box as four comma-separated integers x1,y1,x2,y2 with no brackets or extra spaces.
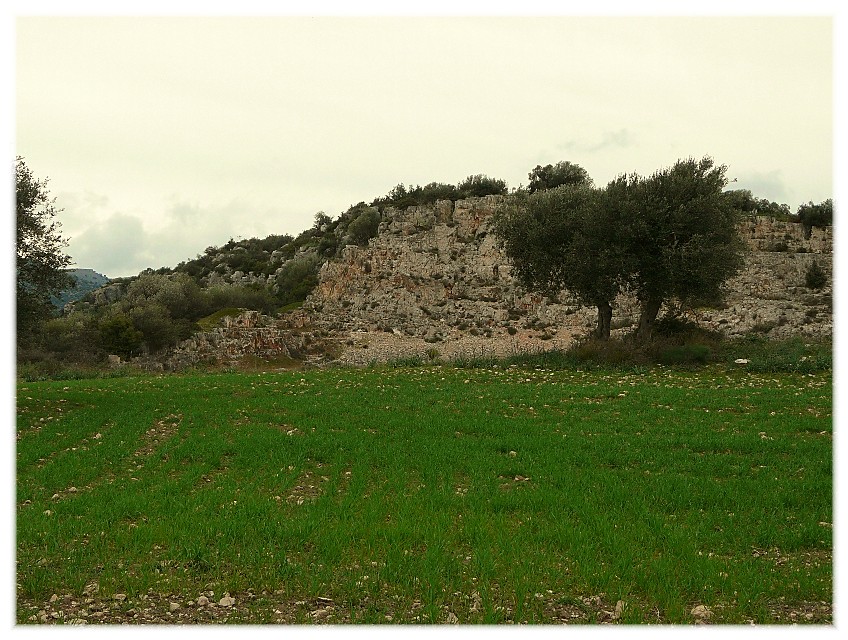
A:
595,301,612,341
636,298,662,343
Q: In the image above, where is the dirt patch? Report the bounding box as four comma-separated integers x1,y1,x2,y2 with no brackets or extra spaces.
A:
133,414,182,458
283,463,329,506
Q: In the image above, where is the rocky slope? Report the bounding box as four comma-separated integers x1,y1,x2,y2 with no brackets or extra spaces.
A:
164,196,832,369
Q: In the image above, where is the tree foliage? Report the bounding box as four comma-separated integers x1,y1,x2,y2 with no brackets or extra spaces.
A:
371,174,508,209
527,161,593,194
796,199,833,238
495,156,746,342
723,189,791,220
16,157,73,345
623,158,746,339
346,208,381,246
494,182,629,338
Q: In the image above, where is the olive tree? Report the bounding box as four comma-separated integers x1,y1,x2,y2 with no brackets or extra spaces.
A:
625,157,746,341
494,181,629,339
495,156,745,343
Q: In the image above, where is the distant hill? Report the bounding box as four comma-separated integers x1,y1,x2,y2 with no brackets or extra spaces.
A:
51,268,111,309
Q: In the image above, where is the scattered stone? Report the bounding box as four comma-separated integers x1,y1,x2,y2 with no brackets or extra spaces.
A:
734,359,749,365
310,607,330,620
446,611,459,624
49,594,58,603
83,582,99,596
470,591,482,613
169,602,181,612
691,604,713,621
196,596,209,606
219,595,235,607
113,593,127,602
612,600,625,620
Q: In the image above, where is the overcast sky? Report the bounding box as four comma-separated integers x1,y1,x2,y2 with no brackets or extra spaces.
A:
14,7,837,278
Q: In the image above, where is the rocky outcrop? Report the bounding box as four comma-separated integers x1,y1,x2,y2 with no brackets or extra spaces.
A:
304,198,832,354
168,196,832,368
164,310,341,370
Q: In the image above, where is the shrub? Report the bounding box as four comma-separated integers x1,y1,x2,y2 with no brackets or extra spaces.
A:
275,253,323,306
805,260,827,290
98,313,144,359
347,209,381,246
456,174,509,198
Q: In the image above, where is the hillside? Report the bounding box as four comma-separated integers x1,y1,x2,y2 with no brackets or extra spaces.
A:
51,268,110,310
161,195,832,370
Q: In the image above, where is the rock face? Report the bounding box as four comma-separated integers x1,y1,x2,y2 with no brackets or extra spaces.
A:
304,197,832,352
164,310,340,370
168,196,832,367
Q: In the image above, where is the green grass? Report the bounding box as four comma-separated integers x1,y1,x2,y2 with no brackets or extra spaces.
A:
16,364,832,624
195,307,245,331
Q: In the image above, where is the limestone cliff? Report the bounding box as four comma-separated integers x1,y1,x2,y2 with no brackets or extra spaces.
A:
305,197,832,339
167,195,832,368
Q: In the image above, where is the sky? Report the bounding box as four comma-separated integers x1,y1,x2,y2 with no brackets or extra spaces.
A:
11,3,840,279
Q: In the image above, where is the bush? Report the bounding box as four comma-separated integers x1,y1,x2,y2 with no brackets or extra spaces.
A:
275,253,323,306
527,161,592,194
797,199,832,238
456,174,508,198
805,260,827,289
347,209,381,246
98,313,144,358
203,284,280,316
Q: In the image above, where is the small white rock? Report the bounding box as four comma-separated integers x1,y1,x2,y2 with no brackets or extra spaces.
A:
196,595,209,606
170,602,181,612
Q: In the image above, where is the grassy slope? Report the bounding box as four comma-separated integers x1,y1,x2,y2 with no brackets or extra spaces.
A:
16,365,832,624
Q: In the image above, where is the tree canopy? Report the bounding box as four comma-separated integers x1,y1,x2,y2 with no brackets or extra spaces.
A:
494,181,630,339
495,156,746,341
527,161,593,194
16,157,73,345
625,157,745,340
796,199,832,238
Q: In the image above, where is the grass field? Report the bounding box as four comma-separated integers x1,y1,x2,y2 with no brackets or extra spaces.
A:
16,362,832,624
